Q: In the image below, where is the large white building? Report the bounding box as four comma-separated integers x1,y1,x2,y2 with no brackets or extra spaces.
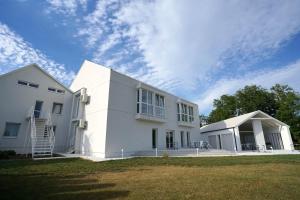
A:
0,61,200,158
0,61,295,159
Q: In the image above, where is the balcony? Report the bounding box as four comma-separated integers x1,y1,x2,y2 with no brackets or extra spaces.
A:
177,121,196,127
135,113,166,123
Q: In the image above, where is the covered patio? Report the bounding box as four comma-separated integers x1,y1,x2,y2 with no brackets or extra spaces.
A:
200,110,294,152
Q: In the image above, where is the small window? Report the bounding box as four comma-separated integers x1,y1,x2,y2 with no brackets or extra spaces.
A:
3,122,21,137
57,89,65,94
18,80,28,86
29,83,39,88
52,103,63,114
48,87,56,92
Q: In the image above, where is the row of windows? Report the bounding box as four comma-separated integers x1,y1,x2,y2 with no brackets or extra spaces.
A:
48,87,65,94
17,80,65,94
177,103,194,123
3,122,57,137
137,89,165,118
17,80,39,88
151,129,191,149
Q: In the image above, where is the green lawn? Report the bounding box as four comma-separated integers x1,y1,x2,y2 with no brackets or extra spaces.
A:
1,155,300,200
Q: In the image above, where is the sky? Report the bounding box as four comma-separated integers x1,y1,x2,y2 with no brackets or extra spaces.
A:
1,0,300,115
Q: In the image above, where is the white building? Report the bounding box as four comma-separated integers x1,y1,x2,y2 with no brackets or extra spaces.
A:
200,110,294,152
0,61,200,158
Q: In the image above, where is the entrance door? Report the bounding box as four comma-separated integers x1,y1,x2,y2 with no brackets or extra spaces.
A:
166,131,174,149
34,101,43,118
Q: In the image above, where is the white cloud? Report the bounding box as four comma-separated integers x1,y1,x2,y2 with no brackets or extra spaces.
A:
46,0,87,16
113,0,300,89
196,60,300,114
0,22,75,85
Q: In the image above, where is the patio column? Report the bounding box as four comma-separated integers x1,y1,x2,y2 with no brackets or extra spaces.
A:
252,119,266,151
281,125,294,150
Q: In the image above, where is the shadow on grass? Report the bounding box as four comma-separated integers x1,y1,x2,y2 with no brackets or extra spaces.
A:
0,173,129,200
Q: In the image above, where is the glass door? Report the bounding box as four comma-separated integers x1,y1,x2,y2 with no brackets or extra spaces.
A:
34,101,43,118
166,131,174,149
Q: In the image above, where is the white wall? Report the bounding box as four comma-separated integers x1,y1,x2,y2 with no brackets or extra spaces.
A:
104,70,201,157
0,65,73,153
281,125,294,150
70,60,111,158
252,119,267,150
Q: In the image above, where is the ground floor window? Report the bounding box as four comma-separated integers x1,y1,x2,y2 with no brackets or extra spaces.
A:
3,122,21,137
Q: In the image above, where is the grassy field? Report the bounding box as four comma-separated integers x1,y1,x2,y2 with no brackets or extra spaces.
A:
1,155,300,200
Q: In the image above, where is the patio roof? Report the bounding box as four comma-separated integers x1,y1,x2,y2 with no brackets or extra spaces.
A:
200,110,288,133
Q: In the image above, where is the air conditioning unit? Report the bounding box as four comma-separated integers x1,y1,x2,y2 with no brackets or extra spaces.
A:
78,119,87,129
80,94,89,103
80,88,87,95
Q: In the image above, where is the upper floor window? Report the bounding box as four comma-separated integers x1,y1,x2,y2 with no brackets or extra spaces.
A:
137,88,165,118
18,80,39,88
177,103,194,123
52,103,63,114
48,87,65,94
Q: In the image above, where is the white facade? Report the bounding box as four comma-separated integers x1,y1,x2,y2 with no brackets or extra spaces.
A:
0,61,201,158
200,111,294,152
0,64,73,154
70,61,200,158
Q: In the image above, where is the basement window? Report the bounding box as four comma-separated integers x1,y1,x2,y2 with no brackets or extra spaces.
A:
3,122,21,138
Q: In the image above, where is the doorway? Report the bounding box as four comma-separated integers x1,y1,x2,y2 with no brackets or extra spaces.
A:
34,101,43,118
166,131,175,149
152,129,158,148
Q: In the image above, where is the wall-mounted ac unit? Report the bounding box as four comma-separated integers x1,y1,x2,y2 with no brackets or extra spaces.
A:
80,94,89,103
78,119,87,129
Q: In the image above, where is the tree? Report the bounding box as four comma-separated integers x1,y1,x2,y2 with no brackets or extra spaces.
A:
208,95,237,123
236,85,276,117
271,84,300,142
199,114,208,127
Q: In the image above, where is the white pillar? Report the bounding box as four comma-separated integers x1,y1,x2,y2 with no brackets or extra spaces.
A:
252,119,266,151
233,127,242,151
281,126,294,150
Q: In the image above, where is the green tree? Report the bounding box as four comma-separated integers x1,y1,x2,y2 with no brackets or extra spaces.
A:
208,95,237,123
271,84,300,142
236,85,276,116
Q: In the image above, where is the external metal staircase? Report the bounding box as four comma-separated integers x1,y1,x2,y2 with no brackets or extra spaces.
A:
28,107,55,158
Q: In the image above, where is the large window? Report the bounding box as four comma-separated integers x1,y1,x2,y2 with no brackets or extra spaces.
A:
137,88,165,118
155,94,165,118
3,122,21,137
177,103,194,123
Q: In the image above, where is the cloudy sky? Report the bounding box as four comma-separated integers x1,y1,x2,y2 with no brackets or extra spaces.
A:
1,0,300,114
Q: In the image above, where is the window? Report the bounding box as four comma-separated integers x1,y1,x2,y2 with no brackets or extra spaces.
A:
57,89,65,94
177,103,194,123
152,129,157,148
72,94,80,118
48,87,65,94
186,132,191,147
3,122,21,137
18,80,39,88
52,103,63,114
137,88,165,118
155,94,165,118
48,87,56,92
180,131,184,147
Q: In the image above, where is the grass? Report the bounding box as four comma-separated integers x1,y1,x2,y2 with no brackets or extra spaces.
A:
0,155,300,200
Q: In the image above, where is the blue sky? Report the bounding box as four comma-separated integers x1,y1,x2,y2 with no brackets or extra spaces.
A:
1,0,300,114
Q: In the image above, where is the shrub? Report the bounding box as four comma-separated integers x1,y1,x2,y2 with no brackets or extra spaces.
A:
0,150,16,160
162,152,169,158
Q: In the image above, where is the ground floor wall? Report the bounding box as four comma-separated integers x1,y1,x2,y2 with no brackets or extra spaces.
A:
104,109,201,158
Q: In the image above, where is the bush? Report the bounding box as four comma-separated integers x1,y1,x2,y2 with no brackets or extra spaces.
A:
162,152,169,158
0,150,16,159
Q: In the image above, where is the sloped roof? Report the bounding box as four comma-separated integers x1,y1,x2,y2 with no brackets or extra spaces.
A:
200,110,288,133
0,63,72,93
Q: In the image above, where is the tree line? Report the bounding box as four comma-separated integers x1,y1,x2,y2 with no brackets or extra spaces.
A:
200,84,300,143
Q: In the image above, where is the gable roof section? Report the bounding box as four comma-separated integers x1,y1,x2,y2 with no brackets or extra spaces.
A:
0,63,73,93
200,110,288,133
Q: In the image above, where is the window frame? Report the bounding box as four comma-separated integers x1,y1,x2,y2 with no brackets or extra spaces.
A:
3,122,21,138
52,103,63,115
